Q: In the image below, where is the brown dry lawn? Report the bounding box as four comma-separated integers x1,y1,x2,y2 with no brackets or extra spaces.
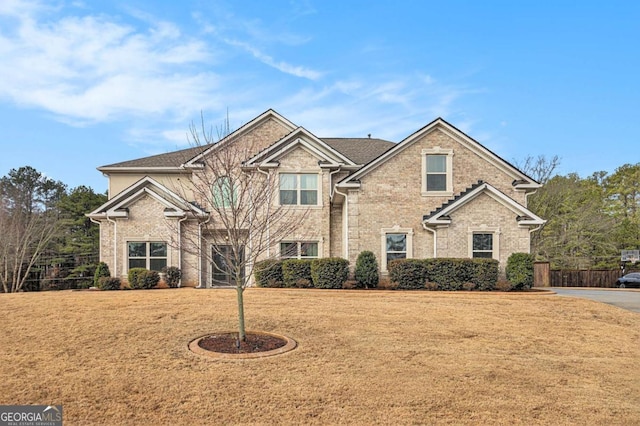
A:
1,288,639,425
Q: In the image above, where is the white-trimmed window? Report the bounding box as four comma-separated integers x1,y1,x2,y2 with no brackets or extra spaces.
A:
467,226,500,260
128,242,167,271
280,241,319,259
380,227,414,271
279,173,318,206
212,176,236,208
422,147,453,196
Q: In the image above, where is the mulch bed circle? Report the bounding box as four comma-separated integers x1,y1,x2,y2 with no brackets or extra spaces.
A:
189,331,297,359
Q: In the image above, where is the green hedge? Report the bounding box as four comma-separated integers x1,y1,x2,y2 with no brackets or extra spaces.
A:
311,258,349,289
388,259,429,289
506,253,534,290
389,258,499,291
254,259,284,288
282,259,314,288
355,251,379,288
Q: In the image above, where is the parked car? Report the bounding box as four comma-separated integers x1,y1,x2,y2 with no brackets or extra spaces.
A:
616,272,640,288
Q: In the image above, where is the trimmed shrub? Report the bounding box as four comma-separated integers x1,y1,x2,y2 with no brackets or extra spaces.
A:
128,268,147,289
254,259,284,288
98,276,121,290
429,258,474,290
388,258,499,291
162,266,182,288
471,258,499,291
506,252,534,290
282,259,313,288
388,259,429,289
311,258,349,289
139,270,160,289
93,262,111,287
355,251,379,288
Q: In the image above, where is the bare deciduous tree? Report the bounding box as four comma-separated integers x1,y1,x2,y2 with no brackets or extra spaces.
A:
515,154,561,185
171,117,308,341
0,167,64,293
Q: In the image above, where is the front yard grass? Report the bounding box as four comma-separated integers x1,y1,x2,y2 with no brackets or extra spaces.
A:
1,288,639,425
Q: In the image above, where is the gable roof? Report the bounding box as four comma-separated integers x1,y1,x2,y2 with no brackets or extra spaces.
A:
244,127,359,167
97,109,297,172
422,180,545,227
337,117,541,189
87,176,207,219
98,145,208,170
184,109,298,168
321,138,396,165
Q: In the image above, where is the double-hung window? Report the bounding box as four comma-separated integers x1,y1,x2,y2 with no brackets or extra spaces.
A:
472,233,494,258
212,176,235,208
385,234,407,267
128,242,167,271
280,241,319,259
279,174,318,206
422,148,453,196
426,155,447,191
381,227,414,271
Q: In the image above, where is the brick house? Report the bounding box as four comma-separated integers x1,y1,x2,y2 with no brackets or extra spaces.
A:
88,109,544,287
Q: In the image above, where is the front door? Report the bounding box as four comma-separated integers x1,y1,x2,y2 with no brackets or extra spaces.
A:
212,245,244,286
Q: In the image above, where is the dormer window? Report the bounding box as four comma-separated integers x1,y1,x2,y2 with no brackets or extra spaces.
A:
422,147,453,196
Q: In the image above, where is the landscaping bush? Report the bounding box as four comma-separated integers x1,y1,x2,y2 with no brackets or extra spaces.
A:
311,258,349,289
140,270,160,289
389,258,499,291
254,259,284,288
128,268,160,289
506,252,534,290
282,259,313,288
162,266,182,288
429,258,474,290
93,262,111,287
355,251,379,288
470,258,499,291
128,268,147,289
388,259,429,289
97,276,121,291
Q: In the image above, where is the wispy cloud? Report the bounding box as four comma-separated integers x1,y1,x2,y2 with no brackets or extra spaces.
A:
224,38,322,80
0,2,217,125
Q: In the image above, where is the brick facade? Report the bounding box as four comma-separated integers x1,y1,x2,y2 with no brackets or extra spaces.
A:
90,111,543,287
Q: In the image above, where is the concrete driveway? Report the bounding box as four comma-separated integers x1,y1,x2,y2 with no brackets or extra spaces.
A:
552,288,640,313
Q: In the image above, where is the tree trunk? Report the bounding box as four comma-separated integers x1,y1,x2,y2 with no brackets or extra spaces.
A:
236,284,246,342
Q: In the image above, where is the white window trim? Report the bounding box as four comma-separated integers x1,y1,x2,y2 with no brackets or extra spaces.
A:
380,226,414,272
467,226,501,260
422,147,454,197
279,240,322,259
278,172,322,208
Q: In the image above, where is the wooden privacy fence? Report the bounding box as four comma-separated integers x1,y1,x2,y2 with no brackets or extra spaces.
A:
534,262,624,287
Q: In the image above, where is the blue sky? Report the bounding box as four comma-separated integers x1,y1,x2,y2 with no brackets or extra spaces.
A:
1,0,638,192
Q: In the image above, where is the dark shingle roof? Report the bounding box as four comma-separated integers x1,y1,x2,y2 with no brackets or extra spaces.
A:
321,138,396,165
99,144,211,169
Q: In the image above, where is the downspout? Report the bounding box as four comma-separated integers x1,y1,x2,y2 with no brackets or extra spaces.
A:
333,186,349,259
197,215,211,288
106,215,117,278
421,222,438,258
177,215,188,287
